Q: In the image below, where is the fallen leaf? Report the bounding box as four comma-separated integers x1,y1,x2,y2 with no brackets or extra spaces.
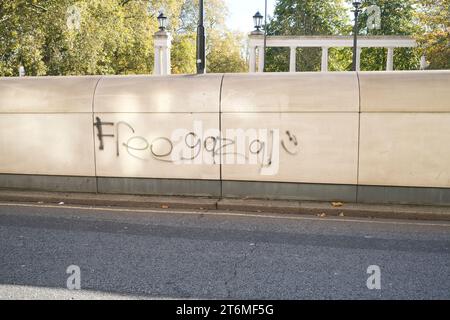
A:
339,212,345,217
317,213,326,218
161,205,169,209
332,202,343,207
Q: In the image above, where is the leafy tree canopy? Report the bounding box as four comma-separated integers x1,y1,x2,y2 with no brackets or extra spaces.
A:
0,0,447,76
265,0,449,71
0,0,247,76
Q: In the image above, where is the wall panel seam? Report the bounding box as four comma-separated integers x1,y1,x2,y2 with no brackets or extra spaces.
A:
91,76,103,192
219,74,225,197
356,72,362,203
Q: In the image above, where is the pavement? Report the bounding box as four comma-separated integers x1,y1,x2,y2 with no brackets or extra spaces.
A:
0,201,450,299
0,190,450,221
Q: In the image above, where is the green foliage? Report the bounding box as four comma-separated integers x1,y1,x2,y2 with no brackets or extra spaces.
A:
414,0,450,69
358,0,419,36
268,0,349,36
0,0,173,76
328,48,352,71
358,0,421,71
178,0,247,73
0,0,246,76
178,0,228,33
171,33,196,74
207,31,247,73
0,0,48,76
265,0,448,71
265,0,349,71
1,0,447,76
264,47,290,72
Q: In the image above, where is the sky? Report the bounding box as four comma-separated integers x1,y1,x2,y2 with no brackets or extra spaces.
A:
225,0,277,34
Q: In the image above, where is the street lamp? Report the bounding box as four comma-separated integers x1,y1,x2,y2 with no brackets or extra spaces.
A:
252,7,267,72
253,11,263,32
352,1,362,71
157,12,167,31
196,0,205,74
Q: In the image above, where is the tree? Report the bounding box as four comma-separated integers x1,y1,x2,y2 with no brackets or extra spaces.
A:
265,0,350,71
174,0,247,74
264,0,431,72
207,30,247,73
0,0,184,76
0,0,48,76
357,0,422,71
177,0,228,33
0,0,246,76
414,0,450,69
171,33,196,74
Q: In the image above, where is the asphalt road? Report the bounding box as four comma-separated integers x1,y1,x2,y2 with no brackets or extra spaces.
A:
0,202,449,299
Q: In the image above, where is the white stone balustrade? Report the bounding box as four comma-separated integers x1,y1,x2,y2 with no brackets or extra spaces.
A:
248,35,423,72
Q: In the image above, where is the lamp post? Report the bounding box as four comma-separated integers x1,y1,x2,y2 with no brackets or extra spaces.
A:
157,12,167,31
154,12,171,75
250,11,265,73
263,0,267,72
196,0,205,74
352,1,362,72
253,11,263,32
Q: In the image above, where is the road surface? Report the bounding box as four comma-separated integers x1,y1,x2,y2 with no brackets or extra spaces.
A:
0,202,449,299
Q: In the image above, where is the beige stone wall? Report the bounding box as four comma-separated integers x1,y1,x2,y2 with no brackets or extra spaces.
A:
0,76,100,113
93,112,220,180
358,71,450,188
0,114,95,176
0,72,449,188
0,76,98,177
92,75,222,180
221,72,359,112
220,113,359,184
94,74,222,113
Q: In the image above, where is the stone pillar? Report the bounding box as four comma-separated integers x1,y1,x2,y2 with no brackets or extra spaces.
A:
153,30,172,75
18,66,26,77
289,47,296,72
162,41,171,75
386,47,394,71
321,47,329,72
420,55,427,70
356,47,361,71
258,46,265,73
154,47,161,75
249,46,256,73
249,31,264,73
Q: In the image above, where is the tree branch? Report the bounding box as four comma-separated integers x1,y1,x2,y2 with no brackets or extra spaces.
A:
28,2,48,12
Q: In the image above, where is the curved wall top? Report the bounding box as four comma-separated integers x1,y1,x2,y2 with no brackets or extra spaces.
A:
359,71,450,112
0,76,100,113
93,74,223,113
2,71,449,114
221,72,359,112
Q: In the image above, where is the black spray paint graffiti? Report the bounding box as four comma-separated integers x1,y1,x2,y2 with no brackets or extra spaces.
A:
94,117,299,168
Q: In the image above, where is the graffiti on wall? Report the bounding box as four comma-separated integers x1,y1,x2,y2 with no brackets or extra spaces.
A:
94,117,300,175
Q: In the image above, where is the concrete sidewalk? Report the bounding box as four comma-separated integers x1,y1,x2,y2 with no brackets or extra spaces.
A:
0,189,449,221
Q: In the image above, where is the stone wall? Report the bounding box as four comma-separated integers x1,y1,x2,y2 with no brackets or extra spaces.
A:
1,71,449,205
